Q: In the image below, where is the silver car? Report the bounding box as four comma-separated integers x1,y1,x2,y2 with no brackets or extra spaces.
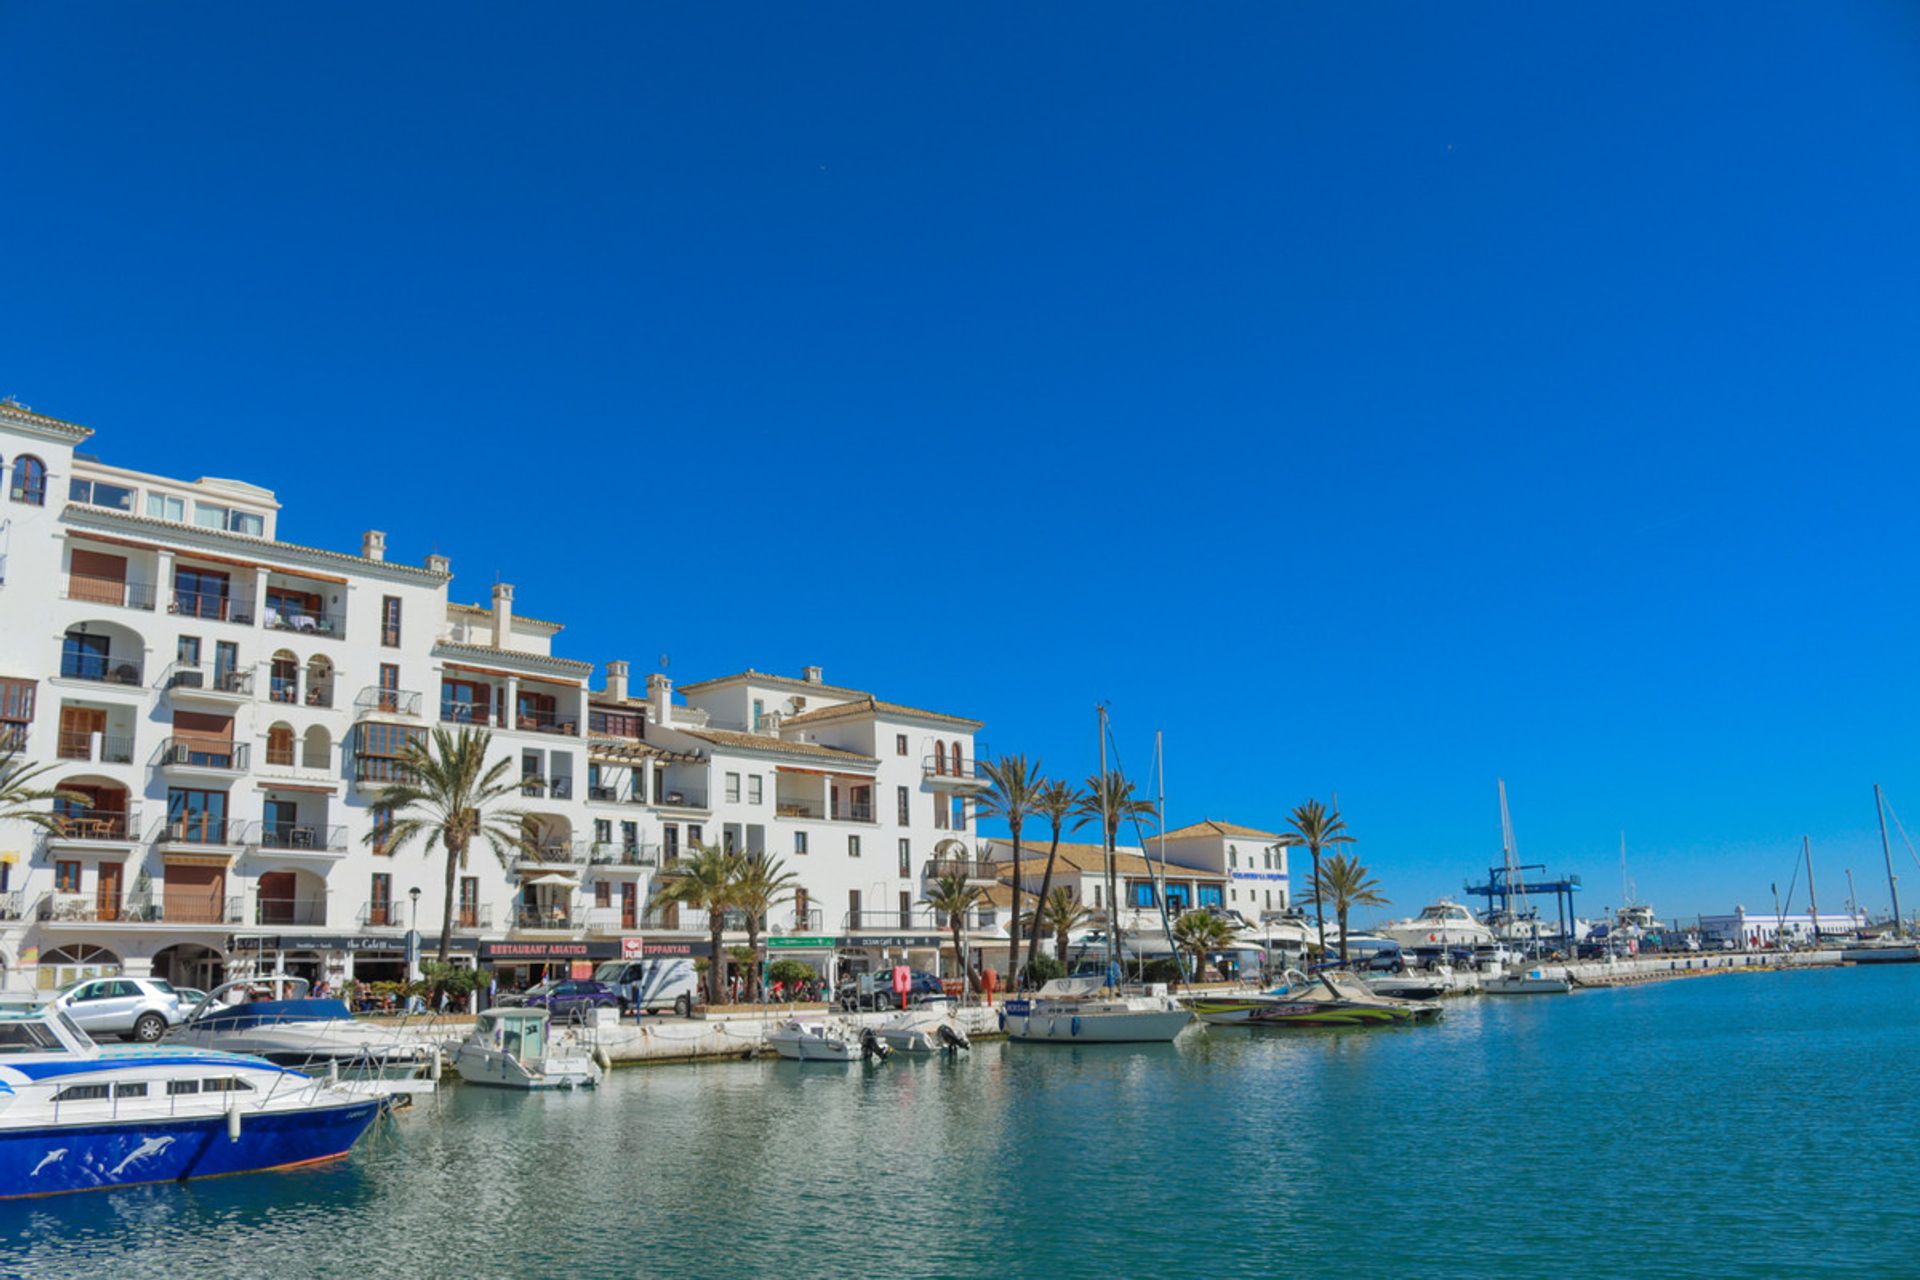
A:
53,976,186,1043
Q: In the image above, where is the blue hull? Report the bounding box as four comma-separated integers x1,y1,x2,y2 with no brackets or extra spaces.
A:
0,1100,380,1198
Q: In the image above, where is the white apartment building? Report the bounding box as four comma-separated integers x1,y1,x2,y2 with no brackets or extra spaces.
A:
0,401,989,994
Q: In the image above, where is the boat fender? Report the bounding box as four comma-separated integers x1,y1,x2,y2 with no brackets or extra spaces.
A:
428,1048,442,1082
328,1058,339,1085
593,1044,613,1072
997,1009,1006,1032
227,1098,242,1143
1070,1016,1081,1038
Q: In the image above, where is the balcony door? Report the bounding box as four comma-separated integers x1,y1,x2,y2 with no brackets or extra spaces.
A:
60,630,110,681
258,870,296,923
164,863,225,924
59,706,105,761
621,882,637,929
69,549,128,607
167,787,228,844
96,861,123,921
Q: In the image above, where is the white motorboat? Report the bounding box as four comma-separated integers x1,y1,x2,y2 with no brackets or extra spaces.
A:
1003,978,1191,1043
1366,965,1454,1001
170,979,435,1094
1482,966,1572,995
765,1017,891,1062
453,1007,603,1089
1381,899,1495,952
873,1008,971,1054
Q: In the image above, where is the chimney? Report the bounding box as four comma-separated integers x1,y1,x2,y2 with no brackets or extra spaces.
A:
606,660,630,702
648,672,672,725
491,582,514,649
361,531,386,562
425,553,450,576
803,666,823,685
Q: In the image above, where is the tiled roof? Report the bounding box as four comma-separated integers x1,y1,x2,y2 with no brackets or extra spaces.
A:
783,696,983,730
677,669,872,698
679,727,878,765
587,736,705,765
0,401,92,440
1160,818,1281,842
983,838,1228,882
447,602,565,632
64,505,451,583
432,640,594,676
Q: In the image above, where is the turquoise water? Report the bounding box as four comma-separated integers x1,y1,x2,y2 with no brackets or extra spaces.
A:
4,965,1915,1278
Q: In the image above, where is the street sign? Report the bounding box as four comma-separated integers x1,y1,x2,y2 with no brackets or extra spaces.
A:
768,935,834,949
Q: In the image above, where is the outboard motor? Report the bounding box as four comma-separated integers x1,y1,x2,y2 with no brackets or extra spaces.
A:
936,1023,970,1053
860,1027,891,1062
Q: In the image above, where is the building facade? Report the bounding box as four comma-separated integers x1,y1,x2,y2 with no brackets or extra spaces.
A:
0,403,986,993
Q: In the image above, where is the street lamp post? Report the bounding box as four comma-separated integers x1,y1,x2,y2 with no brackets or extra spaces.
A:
408,886,422,983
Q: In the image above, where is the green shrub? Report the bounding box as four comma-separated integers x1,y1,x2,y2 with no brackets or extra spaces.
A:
767,959,813,989
1139,958,1183,985
1022,954,1065,986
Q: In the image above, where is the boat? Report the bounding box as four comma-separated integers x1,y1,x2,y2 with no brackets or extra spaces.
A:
1380,899,1495,952
1189,971,1440,1027
1848,786,1920,963
765,1017,891,1062
1004,977,1192,1043
0,1002,381,1197
873,1008,971,1054
1482,966,1572,995
1365,965,1453,1001
170,979,435,1094
453,1007,604,1089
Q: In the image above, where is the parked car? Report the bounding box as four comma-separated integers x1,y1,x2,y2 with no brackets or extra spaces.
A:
174,987,210,1009
500,979,620,1021
52,976,187,1042
592,958,700,1017
842,970,947,1011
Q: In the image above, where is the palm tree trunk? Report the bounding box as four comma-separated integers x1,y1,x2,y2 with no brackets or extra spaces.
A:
438,837,462,965
1024,829,1062,974
1338,903,1350,965
708,913,725,1006
1310,845,1327,958
1006,822,1023,983
747,919,762,1001
951,919,968,997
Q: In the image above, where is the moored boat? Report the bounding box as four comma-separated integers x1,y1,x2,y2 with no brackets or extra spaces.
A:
873,1009,971,1054
1003,978,1191,1043
1482,966,1572,995
1195,971,1442,1027
170,979,435,1093
765,1017,891,1062
453,1007,603,1089
1380,899,1495,953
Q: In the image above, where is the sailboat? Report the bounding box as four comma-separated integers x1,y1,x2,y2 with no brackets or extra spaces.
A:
1842,786,1920,964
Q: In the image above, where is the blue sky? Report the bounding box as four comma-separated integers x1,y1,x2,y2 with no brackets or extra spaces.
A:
5,4,1919,922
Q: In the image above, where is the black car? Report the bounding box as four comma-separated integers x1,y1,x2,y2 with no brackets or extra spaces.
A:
841,970,948,1011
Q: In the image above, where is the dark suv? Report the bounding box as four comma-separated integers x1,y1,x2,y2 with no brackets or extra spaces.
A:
502,979,620,1021
842,970,948,1011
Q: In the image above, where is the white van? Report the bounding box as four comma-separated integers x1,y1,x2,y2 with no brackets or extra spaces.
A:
593,957,700,1016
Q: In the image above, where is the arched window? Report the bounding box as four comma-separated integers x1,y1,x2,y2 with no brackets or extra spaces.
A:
270,651,298,704
301,725,330,770
951,740,964,775
266,722,295,767
305,655,334,709
933,741,947,775
9,455,46,506
38,944,121,990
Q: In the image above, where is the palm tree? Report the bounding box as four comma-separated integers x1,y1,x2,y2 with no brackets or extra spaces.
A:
1073,771,1156,964
976,753,1043,980
1022,779,1079,975
1028,885,1090,965
1278,798,1356,958
0,751,85,833
733,855,800,1001
364,728,532,964
1322,851,1389,965
1171,910,1235,983
653,844,744,1006
922,871,985,997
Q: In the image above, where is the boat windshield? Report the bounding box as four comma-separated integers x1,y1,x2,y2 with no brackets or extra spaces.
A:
0,1019,68,1054
57,1012,96,1051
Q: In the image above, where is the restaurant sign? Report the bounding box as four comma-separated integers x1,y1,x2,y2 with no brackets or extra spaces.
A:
230,934,482,954
478,940,621,962
767,935,835,950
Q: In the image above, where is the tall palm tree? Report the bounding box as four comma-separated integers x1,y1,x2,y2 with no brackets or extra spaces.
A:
1278,798,1355,959
1322,851,1390,965
922,871,985,996
1171,910,1235,983
364,728,532,964
0,751,85,833
733,854,800,1002
976,753,1043,979
653,844,744,1006
1073,771,1156,963
1022,779,1078,975
1028,885,1090,965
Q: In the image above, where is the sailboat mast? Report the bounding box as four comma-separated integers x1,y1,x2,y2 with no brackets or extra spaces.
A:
1846,868,1859,929
1099,704,1115,979
1875,784,1903,939
1803,836,1820,941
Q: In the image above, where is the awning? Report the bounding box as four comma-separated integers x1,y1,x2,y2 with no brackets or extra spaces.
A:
522,872,577,887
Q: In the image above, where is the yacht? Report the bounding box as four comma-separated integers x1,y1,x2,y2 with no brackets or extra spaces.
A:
0,1003,381,1197
1381,900,1495,952
1482,966,1572,995
453,1007,603,1089
1189,971,1441,1027
170,979,436,1093
1366,965,1454,1001
765,1017,890,1062
1003,977,1191,1043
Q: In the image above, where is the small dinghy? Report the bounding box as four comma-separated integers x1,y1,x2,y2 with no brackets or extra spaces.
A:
765,1018,890,1063
874,1009,971,1055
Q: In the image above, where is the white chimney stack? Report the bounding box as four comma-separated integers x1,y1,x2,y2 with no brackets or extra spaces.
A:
491,582,514,649
803,665,823,684
606,660,630,702
425,553,450,576
648,672,672,726
362,531,386,562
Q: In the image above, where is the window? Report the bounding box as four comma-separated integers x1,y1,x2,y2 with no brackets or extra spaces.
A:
1131,882,1157,908
686,823,702,848
266,723,295,767
724,773,740,803
620,821,638,852
168,1079,200,1096
896,734,908,756
752,699,764,730
55,861,81,894
1228,847,1237,869
1094,885,1103,909
794,831,809,856
55,1083,111,1102
589,709,644,739
174,567,232,621
146,492,185,522
898,839,911,877
370,873,393,924
9,455,47,505
594,819,612,844
899,890,912,922
177,636,201,667
747,776,762,805
663,825,680,859
114,1082,149,1098
0,677,33,749
848,834,861,858
194,503,264,536
201,1077,253,1093
1198,885,1223,908
934,742,946,774
848,889,862,927
68,478,134,511
896,786,910,825
381,596,402,647
459,877,479,926
60,629,111,681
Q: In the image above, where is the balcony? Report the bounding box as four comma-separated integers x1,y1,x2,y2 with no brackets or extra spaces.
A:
62,576,157,612
358,902,406,928
37,893,146,924
440,700,494,728
520,775,574,800
654,788,708,812
781,909,825,933
58,655,143,688
355,687,423,718
45,808,141,846
0,892,21,922
923,857,999,885
830,801,875,824
512,708,579,738
254,898,328,926
155,737,250,774
148,815,241,848
454,905,494,931
160,896,244,926
591,842,659,869
843,909,941,931
587,784,647,805
56,731,134,765
510,904,583,931
517,839,590,870
354,757,417,787
171,590,251,626
246,821,348,855
263,604,344,639
922,756,992,791
775,800,825,820
159,661,254,701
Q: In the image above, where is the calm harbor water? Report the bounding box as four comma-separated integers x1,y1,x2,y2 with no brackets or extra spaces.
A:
4,964,1915,1279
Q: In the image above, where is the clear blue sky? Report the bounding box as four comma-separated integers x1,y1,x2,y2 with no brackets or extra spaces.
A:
5,4,1919,922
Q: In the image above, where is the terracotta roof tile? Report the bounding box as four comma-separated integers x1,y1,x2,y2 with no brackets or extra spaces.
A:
1159,818,1281,842
679,727,878,765
678,669,872,698
432,640,594,676
783,696,983,730
0,401,92,440
65,505,450,582
983,838,1229,882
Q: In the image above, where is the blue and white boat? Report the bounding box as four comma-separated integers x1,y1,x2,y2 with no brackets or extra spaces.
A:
0,1002,381,1198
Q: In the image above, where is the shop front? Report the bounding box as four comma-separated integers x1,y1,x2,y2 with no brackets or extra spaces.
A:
829,932,946,993
479,938,622,990
229,932,482,988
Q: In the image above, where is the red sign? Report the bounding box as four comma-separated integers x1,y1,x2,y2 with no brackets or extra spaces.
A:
570,960,594,980
892,964,910,1010
622,936,645,958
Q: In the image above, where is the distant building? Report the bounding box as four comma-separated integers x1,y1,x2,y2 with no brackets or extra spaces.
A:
1695,906,1866,948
